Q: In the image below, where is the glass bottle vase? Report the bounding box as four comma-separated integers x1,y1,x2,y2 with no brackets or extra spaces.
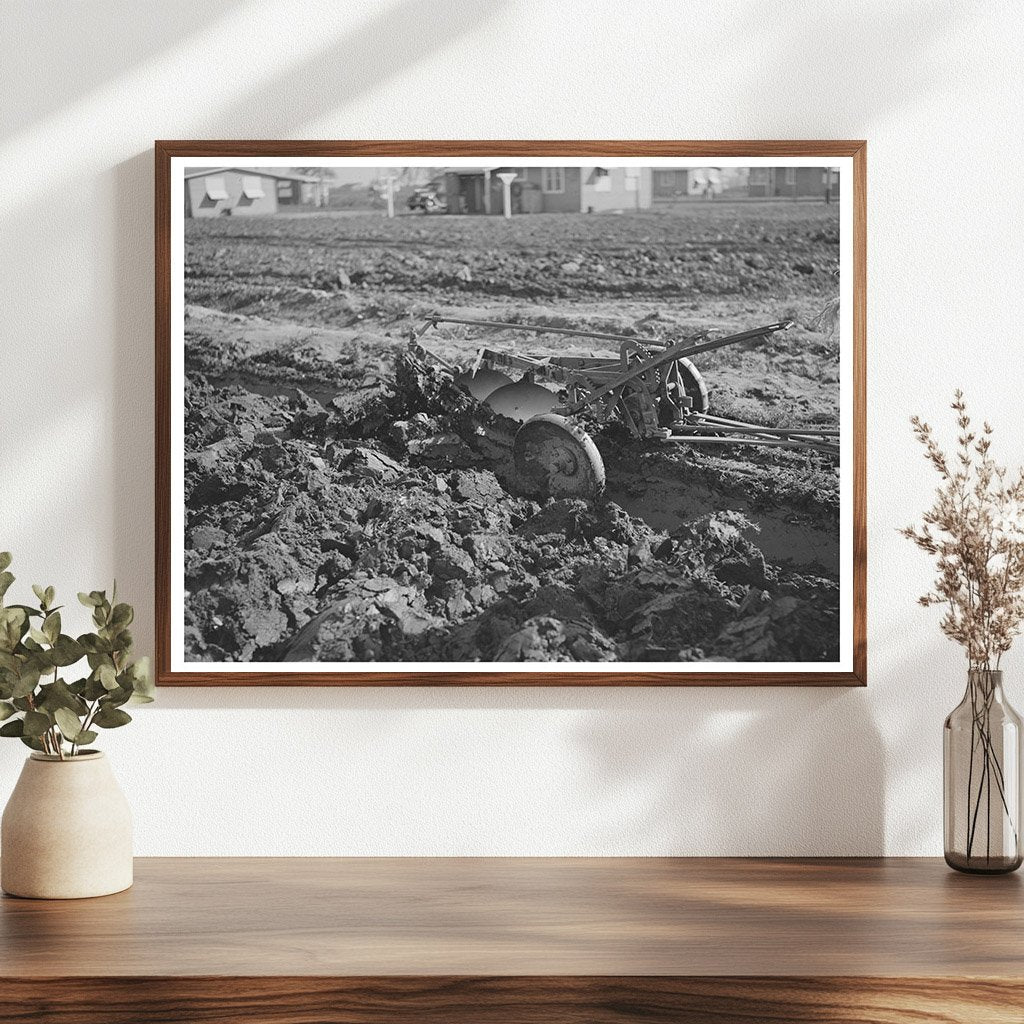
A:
944,669,1023,873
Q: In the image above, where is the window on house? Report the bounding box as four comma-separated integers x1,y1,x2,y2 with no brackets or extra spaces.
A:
204,176,228,201
749,168,767,184
657,170,676,188
784,167,796,185
242,176,266,199
277,181,293,198
593,167,611,192
624,168,640,192
541,168,565,193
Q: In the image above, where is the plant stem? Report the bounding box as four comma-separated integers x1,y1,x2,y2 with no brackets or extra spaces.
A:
53,666,64,760
964,673,1017,863
966,684,978,851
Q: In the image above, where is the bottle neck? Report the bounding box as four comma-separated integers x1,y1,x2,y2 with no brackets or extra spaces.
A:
968,669,1005,702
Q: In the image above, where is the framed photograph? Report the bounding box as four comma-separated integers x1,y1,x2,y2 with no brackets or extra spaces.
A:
156,141,865,686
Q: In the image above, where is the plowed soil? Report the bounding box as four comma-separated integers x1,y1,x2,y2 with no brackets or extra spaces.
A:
183,203,842,664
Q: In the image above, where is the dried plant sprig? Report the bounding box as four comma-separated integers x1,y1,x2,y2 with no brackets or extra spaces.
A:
902,391,1024,670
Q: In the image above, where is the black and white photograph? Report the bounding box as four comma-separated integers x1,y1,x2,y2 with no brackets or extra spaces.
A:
165,150,860,682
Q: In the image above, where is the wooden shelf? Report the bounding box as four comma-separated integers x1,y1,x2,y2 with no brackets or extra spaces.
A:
2,857,1021,1022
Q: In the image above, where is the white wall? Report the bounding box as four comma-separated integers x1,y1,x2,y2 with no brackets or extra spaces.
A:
1,0,1021,856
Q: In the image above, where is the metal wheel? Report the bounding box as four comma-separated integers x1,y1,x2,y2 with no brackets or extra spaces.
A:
513,414,606,499
673,357,709,414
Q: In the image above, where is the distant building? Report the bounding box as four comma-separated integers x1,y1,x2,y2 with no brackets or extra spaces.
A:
651,167,724,201
440,167,652,214
748,167,840,199
183,168,325,217
651,168,691,200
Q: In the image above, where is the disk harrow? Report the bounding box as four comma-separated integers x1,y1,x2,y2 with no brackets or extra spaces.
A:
408,314,838,499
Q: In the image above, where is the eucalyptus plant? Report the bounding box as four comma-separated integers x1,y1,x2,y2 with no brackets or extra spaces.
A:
0,553,153,759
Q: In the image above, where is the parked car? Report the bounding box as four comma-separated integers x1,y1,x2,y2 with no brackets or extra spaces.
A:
406,182,447,213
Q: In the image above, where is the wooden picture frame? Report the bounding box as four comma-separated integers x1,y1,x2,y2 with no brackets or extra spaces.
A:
156,140,866,686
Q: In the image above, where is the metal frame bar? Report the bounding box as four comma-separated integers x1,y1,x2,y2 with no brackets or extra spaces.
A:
558,321,793,414
425,314,669,348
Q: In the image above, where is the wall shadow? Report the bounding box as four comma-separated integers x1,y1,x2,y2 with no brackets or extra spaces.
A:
208,0,509,138
572,686,885,855
111,151,157,660
0,1,247,139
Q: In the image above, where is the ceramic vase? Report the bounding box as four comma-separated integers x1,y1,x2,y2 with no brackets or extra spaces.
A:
1,751,133,898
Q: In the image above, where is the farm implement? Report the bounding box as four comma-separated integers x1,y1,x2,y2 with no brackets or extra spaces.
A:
408,314,839,499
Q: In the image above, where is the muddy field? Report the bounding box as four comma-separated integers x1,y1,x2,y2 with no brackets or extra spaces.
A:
183,203,842,664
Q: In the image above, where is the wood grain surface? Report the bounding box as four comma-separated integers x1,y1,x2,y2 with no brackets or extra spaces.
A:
2,857,1020,1023
0,976,1022,1024
3,856,1020,977
155,139,867,687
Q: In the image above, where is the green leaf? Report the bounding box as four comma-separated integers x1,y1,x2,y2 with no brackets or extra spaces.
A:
79,634,112,655
0,607,26,652
28,626,49,646
0,553,11,573
74,730,97,747
110,603,134,630
104,685,132,708
0,572,14,602
0,719,24,737
0,701,16,721
98,664,118,691
83,675,107,701
53,707,85,742
36,679,88,716
22,710,51,738
44,586,55,609
50,635,85,668
31,584,47,608
42,611,60,643
7,604,42,619
93,705,132,729
78,592,100,608
19,735,45,752
11,665,41,699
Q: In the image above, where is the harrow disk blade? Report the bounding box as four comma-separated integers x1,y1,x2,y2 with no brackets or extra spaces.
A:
454,368,515,401
513,414,606,500
485,380,558,422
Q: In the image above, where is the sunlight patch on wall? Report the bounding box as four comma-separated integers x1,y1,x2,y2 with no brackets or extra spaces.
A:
0,0,394,215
